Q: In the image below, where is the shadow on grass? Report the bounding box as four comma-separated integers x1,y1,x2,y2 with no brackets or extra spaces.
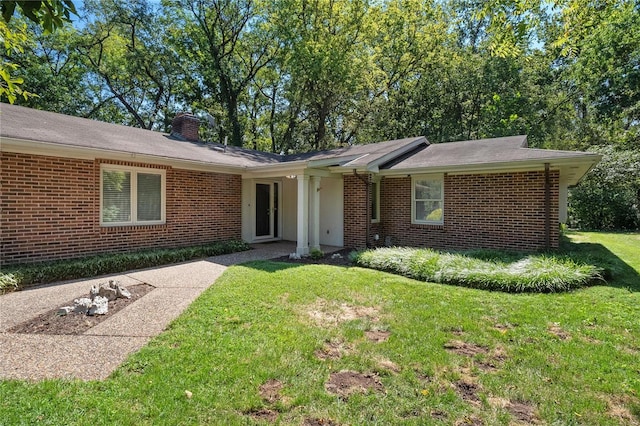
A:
241,241,640,293
455,238,640,292
237,259,356,274
233,260,304,273
557,239,640,292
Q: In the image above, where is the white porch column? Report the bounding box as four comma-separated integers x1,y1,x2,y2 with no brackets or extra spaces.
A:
309,176,321,251
296,175,310,255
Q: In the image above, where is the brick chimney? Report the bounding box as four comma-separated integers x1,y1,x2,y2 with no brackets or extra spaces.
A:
171,113,200,141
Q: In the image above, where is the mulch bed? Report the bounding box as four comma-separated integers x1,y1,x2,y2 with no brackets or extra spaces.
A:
8,284,155,335
274,248,355,266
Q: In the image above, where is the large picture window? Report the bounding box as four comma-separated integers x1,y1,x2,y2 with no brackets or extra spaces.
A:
412,175,444,225
101,166,165,225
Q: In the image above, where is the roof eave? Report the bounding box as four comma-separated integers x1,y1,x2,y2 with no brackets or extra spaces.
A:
0,137,249,174
379,154,601,182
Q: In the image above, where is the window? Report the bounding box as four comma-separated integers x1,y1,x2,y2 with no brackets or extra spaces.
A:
412,175,444,224
371,179,380,223
101,165,165,226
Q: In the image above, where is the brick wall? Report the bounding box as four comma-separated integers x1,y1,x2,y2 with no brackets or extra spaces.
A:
0,152,242,265
343,173,384,248
343,174,367,248
343,170,559,251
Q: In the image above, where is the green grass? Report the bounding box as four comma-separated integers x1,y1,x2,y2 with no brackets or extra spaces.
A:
1,232,639,425
0,240,249,293
351,246,603,293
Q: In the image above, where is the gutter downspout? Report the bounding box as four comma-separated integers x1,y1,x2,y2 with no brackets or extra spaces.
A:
544,163,551,250
353,170,371,248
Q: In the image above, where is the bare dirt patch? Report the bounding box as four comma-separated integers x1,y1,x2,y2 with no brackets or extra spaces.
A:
259,379,283,404
8,284,154,335
454,380,482,406
365,330,390,343
507,401,540,424
606,396,640,425
315,339,350,361
444,340,489,357
303,418,340,426
246,408,278,422
304,299,380,327
476,346,508,372
325,371,384,397
548,323,571,340
489,397,540,424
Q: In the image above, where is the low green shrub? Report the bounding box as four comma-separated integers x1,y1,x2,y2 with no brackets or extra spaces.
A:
0,240,249,293
352,247,603,293
309,248,325,260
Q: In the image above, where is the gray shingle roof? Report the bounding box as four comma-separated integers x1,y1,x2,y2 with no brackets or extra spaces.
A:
382,135,597,170
0,104,423,169
0,104,599,181
0,104,282,168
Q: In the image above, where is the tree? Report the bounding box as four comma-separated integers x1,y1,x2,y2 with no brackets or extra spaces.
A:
165,0,278,146
77,0,183,130
1,0,76,103
569,146,640,230
10,23,91,115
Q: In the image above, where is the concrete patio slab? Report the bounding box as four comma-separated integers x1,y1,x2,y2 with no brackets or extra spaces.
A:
0,334,150,381
0,241,343,381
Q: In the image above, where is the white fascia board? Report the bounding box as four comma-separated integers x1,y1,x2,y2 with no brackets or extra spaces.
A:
379,155,601,180
365,137,427,171
242,167,306,179
0,137,246,174
327,165,371,175
304,168,334,178
241,160,309,179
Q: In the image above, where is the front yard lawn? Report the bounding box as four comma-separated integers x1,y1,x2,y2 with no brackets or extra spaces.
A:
1,232,639,424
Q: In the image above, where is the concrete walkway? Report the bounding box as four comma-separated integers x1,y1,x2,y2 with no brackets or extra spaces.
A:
0,242,333,381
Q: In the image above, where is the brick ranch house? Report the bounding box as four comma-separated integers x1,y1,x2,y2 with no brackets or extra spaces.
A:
0,104,600,266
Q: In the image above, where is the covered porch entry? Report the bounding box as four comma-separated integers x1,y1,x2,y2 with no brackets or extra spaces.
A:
241,170,344,255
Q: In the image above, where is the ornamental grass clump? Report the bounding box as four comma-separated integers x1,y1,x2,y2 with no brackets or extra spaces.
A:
352,247,602,293
0,240,250,293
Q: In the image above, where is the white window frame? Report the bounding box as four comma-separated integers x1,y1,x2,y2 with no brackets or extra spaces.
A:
371,178,380,223
411,174,444,225
100,164,166,226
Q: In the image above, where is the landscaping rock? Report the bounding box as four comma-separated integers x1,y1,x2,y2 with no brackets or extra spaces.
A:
72,298,92,314
116,285,131,299
57,306,74,316
55,281,134,318
88,296,109,316
89,285,99,299
98,283,118,301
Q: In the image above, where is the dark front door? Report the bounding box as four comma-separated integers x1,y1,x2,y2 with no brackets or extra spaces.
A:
255,183,271,237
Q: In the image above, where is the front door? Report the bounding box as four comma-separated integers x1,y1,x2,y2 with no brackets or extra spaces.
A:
255,182,279,239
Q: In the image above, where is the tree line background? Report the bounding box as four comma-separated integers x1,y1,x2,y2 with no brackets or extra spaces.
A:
2,0,639,230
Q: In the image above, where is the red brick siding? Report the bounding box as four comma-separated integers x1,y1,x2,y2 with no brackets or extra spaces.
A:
343,174,384,248
343,174,367,248
344,170,559,251
1,152,242,265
